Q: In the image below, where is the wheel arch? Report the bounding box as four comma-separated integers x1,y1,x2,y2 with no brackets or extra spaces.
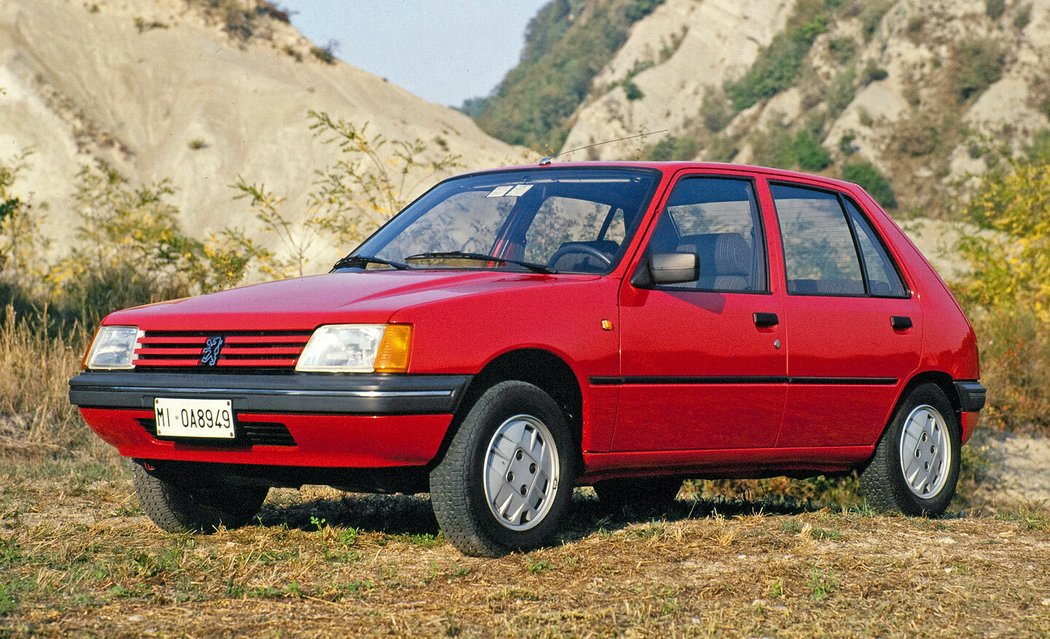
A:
872,370,961,452
430,348,584,469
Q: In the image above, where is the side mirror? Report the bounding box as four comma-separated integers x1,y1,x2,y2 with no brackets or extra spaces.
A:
631,252,699,288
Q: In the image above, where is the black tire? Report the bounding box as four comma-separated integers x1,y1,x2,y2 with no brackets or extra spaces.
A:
860,383,961,516
593,477,683,515
429,381,576,557
132,462,269,533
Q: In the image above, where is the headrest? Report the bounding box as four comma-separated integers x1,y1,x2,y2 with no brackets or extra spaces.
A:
678,233,750,276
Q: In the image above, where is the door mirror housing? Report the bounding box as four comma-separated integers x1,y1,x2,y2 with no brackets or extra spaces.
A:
631,252,699,288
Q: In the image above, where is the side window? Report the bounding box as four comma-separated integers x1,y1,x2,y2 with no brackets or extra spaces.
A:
647,177,767,292
772,184,864,296
844,199,908,297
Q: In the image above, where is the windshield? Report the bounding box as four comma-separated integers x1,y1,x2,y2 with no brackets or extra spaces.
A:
349,167,660,274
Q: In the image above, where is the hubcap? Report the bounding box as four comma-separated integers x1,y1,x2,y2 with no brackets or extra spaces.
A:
483,414,560,531
898,404,951,499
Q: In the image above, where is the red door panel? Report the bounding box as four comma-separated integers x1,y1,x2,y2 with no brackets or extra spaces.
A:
614,289,786,450
777,295,921,447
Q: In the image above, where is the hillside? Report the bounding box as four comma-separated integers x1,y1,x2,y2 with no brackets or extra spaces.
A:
0,0,521,252
476,0,1050,215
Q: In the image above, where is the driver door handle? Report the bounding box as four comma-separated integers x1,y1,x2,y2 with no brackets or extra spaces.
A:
753,312,779,327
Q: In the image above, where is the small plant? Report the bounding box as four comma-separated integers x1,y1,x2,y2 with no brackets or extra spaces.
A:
985,0,1006,20
187,138,208,150
808,567,836,601
310,41,338,65
622,80,644,101
525,557,554,573
1013,3,1033,29
133,16,168,32
860,61,889,86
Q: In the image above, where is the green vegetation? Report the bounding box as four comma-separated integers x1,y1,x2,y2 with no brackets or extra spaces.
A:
751,124,831,171
954,142,1050,430
724,0,829,112
644,134,700,161
985,0,1006,20
465,0,665,151
951,38,1005,103
841,160,897,209
190,0,291,42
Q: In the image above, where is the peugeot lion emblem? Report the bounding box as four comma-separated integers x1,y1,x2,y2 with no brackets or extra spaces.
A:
200,336,225,367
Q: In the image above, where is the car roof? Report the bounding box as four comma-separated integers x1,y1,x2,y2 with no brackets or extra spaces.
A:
466,161,860,193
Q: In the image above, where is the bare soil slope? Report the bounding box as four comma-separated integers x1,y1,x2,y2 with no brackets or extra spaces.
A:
0,0,522,249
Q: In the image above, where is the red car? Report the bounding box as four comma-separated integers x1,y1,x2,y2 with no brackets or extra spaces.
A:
71,162,985,556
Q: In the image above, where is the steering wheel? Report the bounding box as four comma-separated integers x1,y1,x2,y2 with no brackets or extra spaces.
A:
547,244,614,270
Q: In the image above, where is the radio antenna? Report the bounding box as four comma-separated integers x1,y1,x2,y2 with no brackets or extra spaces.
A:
538,129,668,165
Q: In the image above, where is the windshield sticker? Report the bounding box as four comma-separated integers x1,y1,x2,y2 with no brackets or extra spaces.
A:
486,184,533,198
486,185,514,198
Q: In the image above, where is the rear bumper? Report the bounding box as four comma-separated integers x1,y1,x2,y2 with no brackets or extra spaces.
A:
70,371,472,468
954,380,986,413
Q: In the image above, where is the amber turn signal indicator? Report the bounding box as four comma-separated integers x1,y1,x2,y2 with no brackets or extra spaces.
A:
373,325,412,373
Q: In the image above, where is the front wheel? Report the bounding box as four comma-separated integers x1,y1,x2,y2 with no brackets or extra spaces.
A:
430,381,576,557
860,383,961,515
132,462,269,533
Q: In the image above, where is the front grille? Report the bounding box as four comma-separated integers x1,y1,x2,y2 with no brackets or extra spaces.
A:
137,418,297,447
133,330,312,369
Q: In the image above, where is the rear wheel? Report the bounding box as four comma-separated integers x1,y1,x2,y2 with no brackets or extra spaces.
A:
593,477,683,515
430,381,576,557
860,384,961,515
132,462,268,533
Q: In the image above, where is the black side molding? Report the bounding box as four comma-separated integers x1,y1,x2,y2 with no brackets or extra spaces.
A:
954,381,986,412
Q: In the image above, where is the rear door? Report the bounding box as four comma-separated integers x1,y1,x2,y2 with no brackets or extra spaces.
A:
768,182,921,448
611,173,787,451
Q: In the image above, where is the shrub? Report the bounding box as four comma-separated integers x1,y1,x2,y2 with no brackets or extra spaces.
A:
841,160,897,208
699,92,732,133
645,135,700,161
951,39,1005,103
860,61,888,86
622,80,644,101
310,41,338,65
952,148,1050,431
751,125,830,171
724,0,828,111
985,0,1006,20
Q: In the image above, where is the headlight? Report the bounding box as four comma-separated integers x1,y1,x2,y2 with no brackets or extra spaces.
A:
84,326,141,370
296,324,412,373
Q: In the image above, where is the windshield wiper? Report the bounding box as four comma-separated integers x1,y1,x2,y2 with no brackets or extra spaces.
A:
404,251,551,274
331,254,410,271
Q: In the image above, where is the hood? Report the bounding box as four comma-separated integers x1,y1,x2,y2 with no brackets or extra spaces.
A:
105,270,557,331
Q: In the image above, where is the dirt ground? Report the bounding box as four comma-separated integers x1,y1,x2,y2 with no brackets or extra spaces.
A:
2,438,1049,639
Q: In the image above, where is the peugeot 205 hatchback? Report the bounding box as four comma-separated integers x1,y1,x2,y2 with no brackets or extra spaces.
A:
70,162,985,556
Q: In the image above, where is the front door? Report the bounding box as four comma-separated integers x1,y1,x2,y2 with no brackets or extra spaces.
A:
612,175,787,451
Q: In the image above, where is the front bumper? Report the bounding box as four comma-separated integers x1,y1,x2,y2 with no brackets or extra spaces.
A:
69,371,471,415
70,371,472,468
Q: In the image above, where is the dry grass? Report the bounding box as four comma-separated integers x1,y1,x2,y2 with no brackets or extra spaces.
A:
2,449,1048,638
0,308,87,451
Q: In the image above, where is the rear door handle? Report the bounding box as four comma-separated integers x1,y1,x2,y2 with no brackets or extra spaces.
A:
753,312,779,327
891,316,913,330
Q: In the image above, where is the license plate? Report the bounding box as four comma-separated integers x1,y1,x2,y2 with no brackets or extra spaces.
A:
154,398,235,439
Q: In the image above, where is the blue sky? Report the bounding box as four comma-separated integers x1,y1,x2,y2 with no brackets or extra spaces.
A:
281,1,550,107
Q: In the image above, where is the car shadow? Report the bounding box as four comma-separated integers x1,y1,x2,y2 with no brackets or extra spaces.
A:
255,489,821,541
